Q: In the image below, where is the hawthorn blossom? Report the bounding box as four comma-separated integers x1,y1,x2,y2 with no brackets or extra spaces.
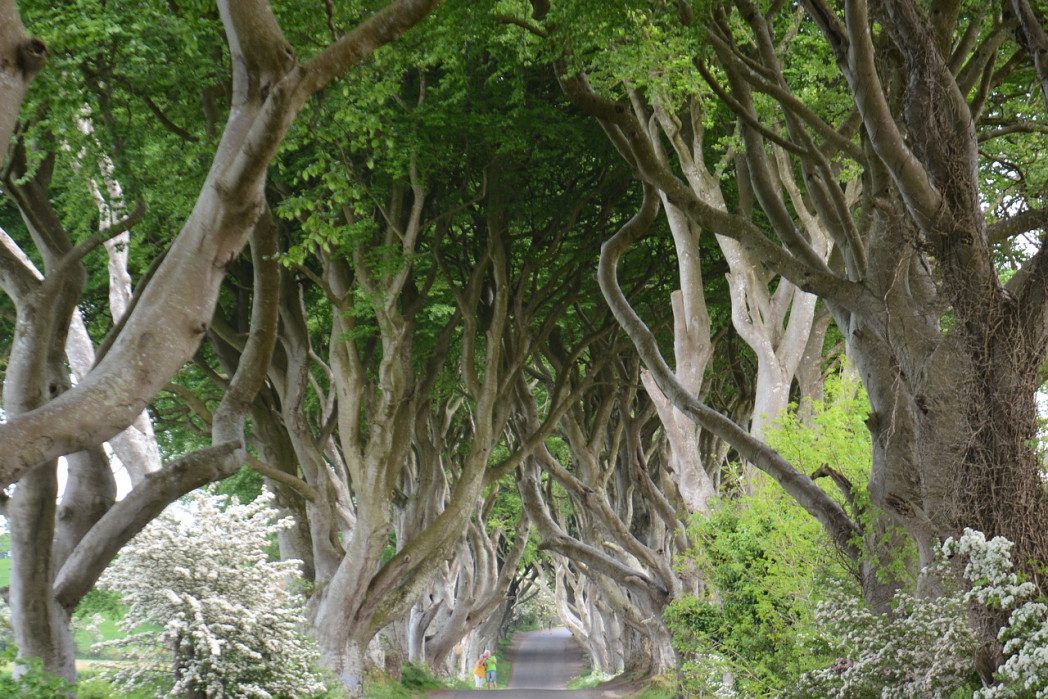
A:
945,529,1048,699
797,529,1048,698
97,491,326,698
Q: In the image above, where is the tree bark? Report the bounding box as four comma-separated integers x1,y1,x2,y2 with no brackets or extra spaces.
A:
0,0,46,171
0,0,444,489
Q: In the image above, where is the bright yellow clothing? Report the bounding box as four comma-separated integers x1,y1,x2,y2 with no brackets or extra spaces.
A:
473,661,486,677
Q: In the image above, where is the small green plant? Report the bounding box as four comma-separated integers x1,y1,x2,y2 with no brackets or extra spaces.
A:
627,676,678,699
361,663,470,698
362,674,412,699
0,646,74,698
664,374,889,697
75,674,166,699
399,662,442,691
567,670,611,689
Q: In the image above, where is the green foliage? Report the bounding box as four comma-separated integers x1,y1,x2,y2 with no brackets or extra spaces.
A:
765,371,872,498
363,675,412,699
13,0,226,339
74,588,124,621
484,476,540,568
0,645,74,698
399,663,443,691
629,690,677,699
361,663,454,698
382,530,399,565
666,499,839,696
767,372,916,582
210,466,265,505
75,672,168,699
567,670,613,689
74,616,137,660
665,373,879,696
626,675,679,699
72,588,131,659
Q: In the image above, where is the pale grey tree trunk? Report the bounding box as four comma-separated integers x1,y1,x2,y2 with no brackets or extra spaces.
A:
795,306,832,425
637,107,718,515
9,463,77,682
64,223,161,486
0,1,45,172
405,603,426,664
0,0,445,490
646,96,827,486
721,150,828,453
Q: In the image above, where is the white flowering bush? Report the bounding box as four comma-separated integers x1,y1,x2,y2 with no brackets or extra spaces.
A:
944,529,1048,699
792,583,977,698
983,600,1048,698
795,529,1048,698
0,594,11,647
97,491,326,698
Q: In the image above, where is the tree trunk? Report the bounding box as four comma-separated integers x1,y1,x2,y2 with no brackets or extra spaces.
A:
0,1,46,171
9,464,76,682
795,305,832,423
315,626,367,697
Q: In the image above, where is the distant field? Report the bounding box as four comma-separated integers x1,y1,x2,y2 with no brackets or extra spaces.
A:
75,615,131,656
0,555,139,660
75,658,139,672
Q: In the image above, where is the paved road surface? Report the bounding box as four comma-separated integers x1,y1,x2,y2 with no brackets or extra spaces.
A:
429,627,628,698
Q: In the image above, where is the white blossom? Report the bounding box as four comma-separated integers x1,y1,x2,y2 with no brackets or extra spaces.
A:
793,582,976,698
96,491,327,698
945,529,1048,699
796,529,1048,698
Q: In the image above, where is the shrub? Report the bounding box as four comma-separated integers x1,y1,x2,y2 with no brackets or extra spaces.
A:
793,584,977,698
0,645,74,698
796,529,1048,698
663,374,875,697
946,530,1048,699
399,662,442,691
97,491,325,698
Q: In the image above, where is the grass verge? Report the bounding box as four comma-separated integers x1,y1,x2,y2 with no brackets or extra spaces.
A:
567,670,613,690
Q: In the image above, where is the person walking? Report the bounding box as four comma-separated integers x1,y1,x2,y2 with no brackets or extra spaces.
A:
473,653,486,689
484,650,498,689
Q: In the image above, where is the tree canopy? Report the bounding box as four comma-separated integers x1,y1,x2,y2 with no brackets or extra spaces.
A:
1,0,1047,696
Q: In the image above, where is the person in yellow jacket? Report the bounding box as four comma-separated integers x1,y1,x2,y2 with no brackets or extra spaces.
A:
473,652,487,689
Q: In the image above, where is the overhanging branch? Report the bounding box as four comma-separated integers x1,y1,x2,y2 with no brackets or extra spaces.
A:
52,443,243,610
597,185,863,558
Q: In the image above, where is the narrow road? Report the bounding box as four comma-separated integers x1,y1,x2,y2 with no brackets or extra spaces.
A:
429,627,628,698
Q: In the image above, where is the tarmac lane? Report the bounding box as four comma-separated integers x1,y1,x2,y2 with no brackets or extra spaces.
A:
506,627,584,690
428,627,629,698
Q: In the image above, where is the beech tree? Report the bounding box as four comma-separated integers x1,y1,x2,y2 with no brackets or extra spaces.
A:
509,310,702,676
0,0,441,483
183,23,645,688
0,0,441,681
6,0,1048,691
512,0,1048,669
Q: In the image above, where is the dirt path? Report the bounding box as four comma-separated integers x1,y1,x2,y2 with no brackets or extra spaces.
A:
429,627,628,698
